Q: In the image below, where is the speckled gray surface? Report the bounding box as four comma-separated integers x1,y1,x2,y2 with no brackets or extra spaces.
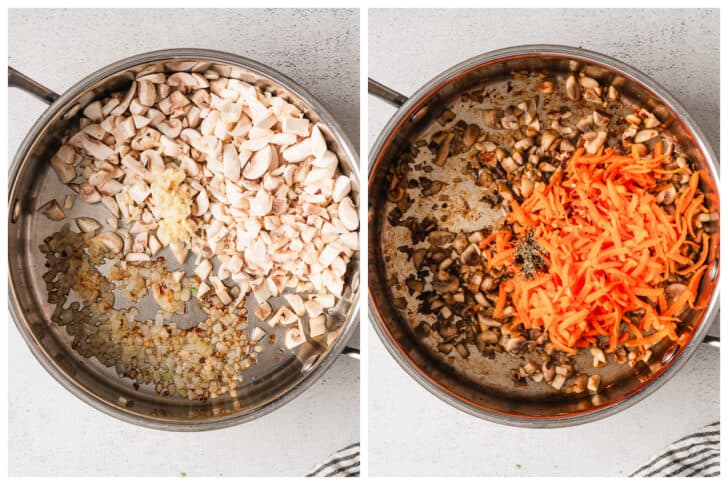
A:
368,8,719,477
9,8,359,477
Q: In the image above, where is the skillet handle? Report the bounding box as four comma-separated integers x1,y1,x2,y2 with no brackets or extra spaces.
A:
702,335,719,348
368,78,408,107
342,346,360,360
8,67,59,105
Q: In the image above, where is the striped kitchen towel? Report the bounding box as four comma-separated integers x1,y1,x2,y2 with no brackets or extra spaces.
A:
630,421,720,477
307,443,360,477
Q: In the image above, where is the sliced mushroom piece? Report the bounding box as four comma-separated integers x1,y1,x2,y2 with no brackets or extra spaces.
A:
220,100,244,124
338,197,359,231
500,156,519,174
244,145,275,180
505,336,525,354
432,273,459,293
332,175,352,203
148,234,161,256
126,252,151,262
281,117,310,137
50,157,76,183
541,362,556,382
250,326,266,342
169,241,188,264
514,137,534,151
559,139,576,153
460,243,481,265
593,110,610,127
80,135,115,161
282,138,312,163
656,184,677,205
63,195,75,210
75,217,101,233
607,85,619,101
665,283,689,316
634,129,658,144
193,189,210,217
284,294,306,317
156,118,182,139
481,109,500,128
697,212,719,223
272,306,298,326
310,125,327,158
250,189,273,217
500,114,519,130
587,374,601,394
91,232,123,253
77,183,102,203
284,326,306,349
583,130,607,155
110,81,137,116
565,74,578,101
128,182,150,205
550,374,566,390
131,127,161,151
462,124,481,148
158,90,190,116
222,144,241,181
137,80,156,106
434,132,455,166
82,101,103,122
309,314,327,337
196,282,211,299
304,298,323,317
477,313,501,331
252,279,272,304
254,302,273,320
101,196,120,217
590,347,607,368
566,374,588,394
38,200,64,221
539,129,559,154
87,169,113,187
641,109,660,129
209,276,232,305
579,76,600,91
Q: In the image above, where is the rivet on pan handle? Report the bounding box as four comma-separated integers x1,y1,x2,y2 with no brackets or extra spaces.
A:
8,67,59,105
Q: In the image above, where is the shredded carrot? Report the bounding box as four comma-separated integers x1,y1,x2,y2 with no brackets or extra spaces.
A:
492,281,508,319
483,148,710,355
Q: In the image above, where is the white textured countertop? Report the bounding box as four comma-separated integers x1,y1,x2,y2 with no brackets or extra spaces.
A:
9,8,359,477
368,8,719,476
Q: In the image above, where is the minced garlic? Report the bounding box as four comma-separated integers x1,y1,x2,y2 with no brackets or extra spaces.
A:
150,167,196,245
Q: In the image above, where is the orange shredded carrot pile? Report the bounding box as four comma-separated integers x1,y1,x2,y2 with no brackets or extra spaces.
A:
486,147,710,355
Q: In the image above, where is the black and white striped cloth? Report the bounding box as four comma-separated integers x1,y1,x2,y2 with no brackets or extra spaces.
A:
307,443,360,477
631,421,720,477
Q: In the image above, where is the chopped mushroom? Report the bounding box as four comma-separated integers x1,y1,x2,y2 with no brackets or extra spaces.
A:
39,200,65,221
284,326,306,349
75,217,101,233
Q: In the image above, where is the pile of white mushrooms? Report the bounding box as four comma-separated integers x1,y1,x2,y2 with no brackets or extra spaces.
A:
41,66,358,351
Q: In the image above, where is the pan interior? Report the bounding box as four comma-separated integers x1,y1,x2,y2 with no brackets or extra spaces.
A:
369,52,719,420
9,55,360,427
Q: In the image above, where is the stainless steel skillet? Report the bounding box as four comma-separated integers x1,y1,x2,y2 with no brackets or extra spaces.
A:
368,45,719,427
9,48,360,430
